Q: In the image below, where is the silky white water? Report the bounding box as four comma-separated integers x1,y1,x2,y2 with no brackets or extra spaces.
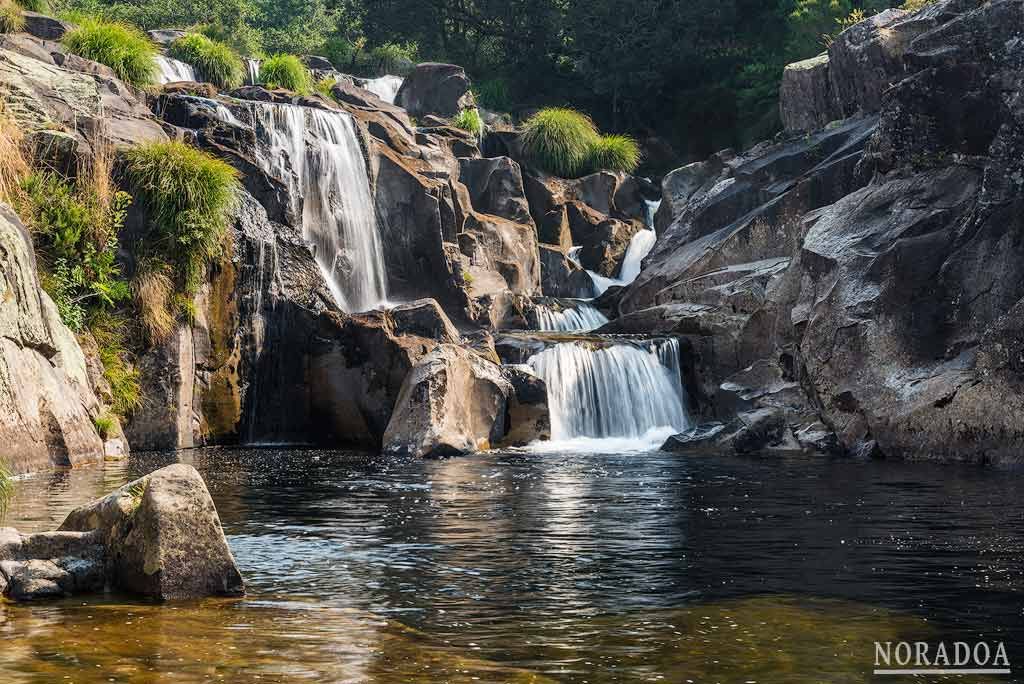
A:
362,75,404,104
528,338,688,448
535,301,609,332
587,199,661,295
245,59,261,85
155,56,196,84
252,102,388,311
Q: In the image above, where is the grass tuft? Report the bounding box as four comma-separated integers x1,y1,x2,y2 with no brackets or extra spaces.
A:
168,33,244,89
258,54,312,94
521,108,599,178
132,262,176,344
0,462,13,519
451,108,483,137
585,134,641,174
0,105,28,202
314,76,337,99
90,311,142,417
0,0,25,34
62,17,157,86
93,413,115,439
13,0,47,12
123,140,240,294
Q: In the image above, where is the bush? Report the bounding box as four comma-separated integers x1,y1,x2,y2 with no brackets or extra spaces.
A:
585,134,641,174
123,140,240,294
258,54,312,94
473,78,511,111
522,108,600,178
19,171,131,331
13,0,47,12
0,0,25,34
168,33,244,89
62,17,157,86
90,312,141,417
451,108,483,137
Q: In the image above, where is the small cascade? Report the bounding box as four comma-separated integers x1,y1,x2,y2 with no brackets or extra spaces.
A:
155,55,196,84
245,59,262,85
535,301,609,332
214,102,240,125
362,75,403,104
527,338,688,449
252,102,388,311
587,199,661,295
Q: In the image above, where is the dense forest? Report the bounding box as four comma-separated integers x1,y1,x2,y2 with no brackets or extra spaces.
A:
53,0,921,169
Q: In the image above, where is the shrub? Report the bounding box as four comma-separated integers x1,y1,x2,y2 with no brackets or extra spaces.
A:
258,54,312,94
314,76,336,99
585,134,641,174
169,33,244,89
451,108,483,137
62,17,157,86
93,413,115,439
90,312,141,416
0,0,24,34
131,262,175,344
522,108,600,178
19,171,131,330
473,78,511,111
13,0,47,12
123,140,240,294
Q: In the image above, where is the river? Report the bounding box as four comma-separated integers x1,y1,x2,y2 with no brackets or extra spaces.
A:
1,447,1021,683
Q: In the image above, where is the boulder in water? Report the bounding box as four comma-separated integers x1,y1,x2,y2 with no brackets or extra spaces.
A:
60,464,245,601
660,423,729,454
495,365,551,446
383,344,513,457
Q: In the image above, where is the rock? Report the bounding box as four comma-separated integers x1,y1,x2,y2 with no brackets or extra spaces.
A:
779,53,835,133
0,205,104,474
3,560,70,600
147,29,188,47
458,157,534,225
383,344,512,457
728,408,793,454
827,8,913,119
660,422,728,454
390,298,461,343
124,325,196,451
302,55,334,70
22,12,74,42
60,464,245,600
495,365,550,446
575,214,642,278
395,62,475,119
539,245,597,298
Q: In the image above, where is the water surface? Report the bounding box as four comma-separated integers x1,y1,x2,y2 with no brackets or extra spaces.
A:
1,448,1021,682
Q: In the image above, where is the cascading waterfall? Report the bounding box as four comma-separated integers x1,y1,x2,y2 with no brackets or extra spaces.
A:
362,75,404,104
252,102,388,311
245,59,261,85
587,199,662,295
535,301,609,332
155,55,196,84
527,337,688,450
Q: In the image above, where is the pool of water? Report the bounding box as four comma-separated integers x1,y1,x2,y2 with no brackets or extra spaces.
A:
1,447,1022,683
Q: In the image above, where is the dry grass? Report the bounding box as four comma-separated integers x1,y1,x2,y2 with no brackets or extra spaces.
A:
132,263,176,344
0,105,29,204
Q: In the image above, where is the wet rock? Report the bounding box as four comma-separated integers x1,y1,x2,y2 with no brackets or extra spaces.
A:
495,365,550,446
395,62,475,119
728,408,797,455
60,464,245,600
390,299,461,343
660,422,728,454
539,245,597,299
383,344,512,457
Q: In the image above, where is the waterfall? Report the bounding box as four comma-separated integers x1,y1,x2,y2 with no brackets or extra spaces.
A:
362,75,403,104
252,102,388,311
245,59,262,85
155,56,196,84
586,200,661,295
535,301,609,332
527,338,688,450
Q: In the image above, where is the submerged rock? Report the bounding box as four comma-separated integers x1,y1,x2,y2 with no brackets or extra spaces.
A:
60,464,244,600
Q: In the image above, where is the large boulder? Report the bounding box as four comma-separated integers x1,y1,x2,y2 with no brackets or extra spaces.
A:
459,157,534,225
60,464,244,600
779,53,835,133
0,205,104,474
494,365,550,446
395,62,475,119
383,344,512,457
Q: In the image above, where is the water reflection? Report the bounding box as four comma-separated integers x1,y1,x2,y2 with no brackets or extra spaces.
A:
1,447,1022,682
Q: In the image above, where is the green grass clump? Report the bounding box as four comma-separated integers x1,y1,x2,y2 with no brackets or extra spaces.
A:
13,0,47,12
585,134,641,174
168,33,244,89
522,108,600,178
62,17,157,86
0,0,25,33
451,108,483,137
0,462,13,519
901,0,935,10
258,54,312,94
90,312,142,416
123,140,241,294
314,76,336,99
93,413,115,439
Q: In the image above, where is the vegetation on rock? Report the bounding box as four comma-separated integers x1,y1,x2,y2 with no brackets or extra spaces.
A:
0,0,24,33
13,0,48,11
0,463,12,519
168,33,245,89
586,134,641,174
93,413,115,439
522,108,599,179
62,16,157,86
91,311,142,416
451,108,483,137
257,54,312,94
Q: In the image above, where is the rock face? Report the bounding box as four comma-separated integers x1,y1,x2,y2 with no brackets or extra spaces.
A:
395,62,475,119
383,344,513,457
627,0,1024,463
0,205,105,474
60,464,244,600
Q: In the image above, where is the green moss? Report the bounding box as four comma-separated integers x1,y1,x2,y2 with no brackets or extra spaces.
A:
62,17,157,86
0,0,25,33
521,108,600,178
585,134,641,174
168,33,244,89
258,54,312,94
123,140,241,294
451,108,483,137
